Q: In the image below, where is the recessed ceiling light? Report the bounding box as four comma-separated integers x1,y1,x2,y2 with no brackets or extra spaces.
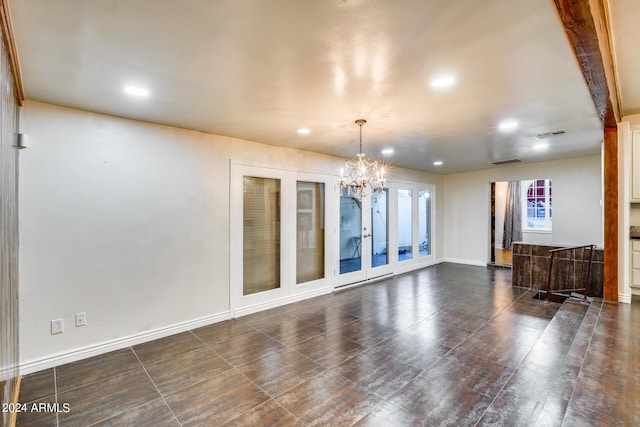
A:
498,119,519,132
431,76,456,88
534,143,549,150
381,148,394,155
124,86,149,97
433,161,443,166
297,128,311,135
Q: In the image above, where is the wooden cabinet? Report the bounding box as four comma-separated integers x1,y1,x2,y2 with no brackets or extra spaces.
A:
631,240,640,288
631,130,640,202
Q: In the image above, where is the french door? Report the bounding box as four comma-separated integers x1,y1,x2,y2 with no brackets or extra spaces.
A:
396,183,435,270
337,188,393,286
230,164,333,316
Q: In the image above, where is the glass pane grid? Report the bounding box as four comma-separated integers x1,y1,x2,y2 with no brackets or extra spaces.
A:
419,190,431,257
340,188,362,274
243,176,281,296
371,189,389,268
296,182,325,284
398,189,413,261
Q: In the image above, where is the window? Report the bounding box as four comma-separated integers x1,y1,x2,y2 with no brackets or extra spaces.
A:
418,190,431,256
523,179,552,231
296,181,325,284
243,176,281,295
398,188,413,261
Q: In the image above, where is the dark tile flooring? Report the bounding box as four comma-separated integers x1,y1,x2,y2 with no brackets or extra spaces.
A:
15,263,640,426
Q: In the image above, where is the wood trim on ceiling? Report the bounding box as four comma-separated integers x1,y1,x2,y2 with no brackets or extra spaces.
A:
589,0,622,122
0,0,24,106
552,0,617,128
552,0,619,302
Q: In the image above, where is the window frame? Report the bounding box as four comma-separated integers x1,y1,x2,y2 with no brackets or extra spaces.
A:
521,179,552,232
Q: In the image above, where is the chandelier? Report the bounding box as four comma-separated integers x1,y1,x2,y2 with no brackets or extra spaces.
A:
338,119,386,199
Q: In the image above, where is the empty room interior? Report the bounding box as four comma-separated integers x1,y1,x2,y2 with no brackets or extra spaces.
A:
2,0,640,426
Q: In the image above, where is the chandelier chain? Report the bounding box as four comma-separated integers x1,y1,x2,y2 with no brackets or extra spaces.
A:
337,119,386,200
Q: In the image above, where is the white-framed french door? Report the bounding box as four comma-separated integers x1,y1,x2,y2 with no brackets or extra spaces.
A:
230,163,334,316
393,181,436,272
336,187,394,286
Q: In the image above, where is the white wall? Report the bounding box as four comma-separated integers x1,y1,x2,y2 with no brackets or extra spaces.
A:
443,155,603,265
19,101,443,367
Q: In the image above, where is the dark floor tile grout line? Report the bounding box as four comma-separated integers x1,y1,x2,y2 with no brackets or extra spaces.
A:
444,288,534,359
130,347,183,427
188,329,309,425
53,367,59,427
51,347,145,398
469,290,545,427
560,299,606,426
190,309,418,425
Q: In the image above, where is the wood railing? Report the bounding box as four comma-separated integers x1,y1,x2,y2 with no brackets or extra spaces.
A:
544,244,597,303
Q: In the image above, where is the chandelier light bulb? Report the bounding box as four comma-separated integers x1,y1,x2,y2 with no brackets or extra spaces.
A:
337,119,387,199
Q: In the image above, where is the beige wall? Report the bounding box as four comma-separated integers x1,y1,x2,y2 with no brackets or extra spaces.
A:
443,155,603,265
19,101,443,369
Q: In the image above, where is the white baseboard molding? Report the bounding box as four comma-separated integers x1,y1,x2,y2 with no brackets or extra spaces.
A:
334,274,394,293
393,259,442,276
233,287,333,318
0,363,18,382
440,257,487,267
20,311,231,375
619,293,632,304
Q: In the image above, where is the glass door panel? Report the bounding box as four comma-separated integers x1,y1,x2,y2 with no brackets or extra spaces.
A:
296,181,325,284
340,188,362,274
371,189,389,268
398,188,413,261
243,176,281,296
418,190,431,257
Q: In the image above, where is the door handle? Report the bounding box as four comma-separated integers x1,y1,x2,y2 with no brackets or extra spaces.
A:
363,233,372,238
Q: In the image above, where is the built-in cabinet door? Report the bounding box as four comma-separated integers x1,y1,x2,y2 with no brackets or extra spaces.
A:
631,130,640,202
631,240,640,288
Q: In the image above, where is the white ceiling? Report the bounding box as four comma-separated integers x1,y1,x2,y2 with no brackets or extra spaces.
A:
10,0,615,174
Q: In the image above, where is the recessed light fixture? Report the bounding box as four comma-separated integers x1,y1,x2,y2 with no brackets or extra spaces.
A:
124,86,150,97
431,75,456,89
381,148,394,155
297,128,311,135
533,143,549,150
498,119,519,133
433,161,443,166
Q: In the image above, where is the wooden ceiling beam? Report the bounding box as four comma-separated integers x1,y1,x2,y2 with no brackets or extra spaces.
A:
552,0,617,127
589,0,622,123
552,0,619,303
0,0,24,106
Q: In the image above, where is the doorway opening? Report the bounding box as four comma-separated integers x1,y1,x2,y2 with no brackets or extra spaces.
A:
490,181,513,267
490,179,553,267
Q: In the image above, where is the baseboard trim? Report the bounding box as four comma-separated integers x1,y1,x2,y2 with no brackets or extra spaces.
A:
441,257,487,267
233,287,333,318
393,259,442,276
619,293,631,304
19,311,231,375
334,274,394,293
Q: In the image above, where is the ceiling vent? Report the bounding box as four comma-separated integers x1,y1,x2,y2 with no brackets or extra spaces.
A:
490,159,522,166
533,130,566,139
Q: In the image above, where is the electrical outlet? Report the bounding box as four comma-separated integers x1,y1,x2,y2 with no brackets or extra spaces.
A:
75,312,86,327
51,319,63,335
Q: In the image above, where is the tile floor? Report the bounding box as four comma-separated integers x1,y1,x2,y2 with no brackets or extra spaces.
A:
15,263,640,426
